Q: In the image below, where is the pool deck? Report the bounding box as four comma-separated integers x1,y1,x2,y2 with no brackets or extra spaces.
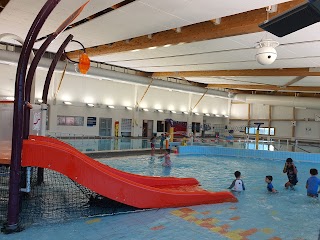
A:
1,202,295,240
85,149,160,158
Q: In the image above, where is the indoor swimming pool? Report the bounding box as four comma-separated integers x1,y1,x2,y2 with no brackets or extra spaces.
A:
100,154,320,240
62,137,320,154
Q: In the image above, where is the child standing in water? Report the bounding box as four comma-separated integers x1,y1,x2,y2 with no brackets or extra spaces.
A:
159,149,171,167
228,171,245,192
150,135,156,152
283,158,298,189
159,133,165,153
306,168,320,198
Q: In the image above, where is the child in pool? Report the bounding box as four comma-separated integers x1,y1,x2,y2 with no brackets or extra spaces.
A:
150,135,156,152
228,171,245,192
306,168,320,198
283,158,298,189
159,149,171,167
265,175,278,193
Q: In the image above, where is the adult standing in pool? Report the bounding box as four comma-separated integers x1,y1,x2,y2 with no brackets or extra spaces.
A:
283,158,298,189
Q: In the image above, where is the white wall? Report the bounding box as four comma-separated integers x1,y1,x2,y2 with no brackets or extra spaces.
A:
39,70,230,137
6,64,320,140
230,103,320,140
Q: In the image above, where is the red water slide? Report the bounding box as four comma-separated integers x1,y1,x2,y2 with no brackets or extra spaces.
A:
22,136,237,208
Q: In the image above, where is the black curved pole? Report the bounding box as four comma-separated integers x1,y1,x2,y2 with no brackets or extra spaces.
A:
42,34,74,104
36,34,73,185
24,1,90,140
23,34,56,139
5,0,61,233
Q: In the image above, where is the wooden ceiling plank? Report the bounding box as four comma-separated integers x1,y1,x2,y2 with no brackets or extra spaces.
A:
67,0,304,59
152,68,320,78
208,84,320,92
0,0,10,12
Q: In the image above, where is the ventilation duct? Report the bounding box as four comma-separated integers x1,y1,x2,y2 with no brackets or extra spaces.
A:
0,49,230,99
234,94,320,109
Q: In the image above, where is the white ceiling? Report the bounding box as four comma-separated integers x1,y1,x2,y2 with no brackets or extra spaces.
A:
2,0,320,91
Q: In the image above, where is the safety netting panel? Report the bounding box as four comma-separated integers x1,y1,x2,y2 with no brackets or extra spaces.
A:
0,166,9,225
19,168,141,226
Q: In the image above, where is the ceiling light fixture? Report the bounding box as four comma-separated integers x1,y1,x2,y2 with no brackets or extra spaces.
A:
143,108,149,111
86,103,94,107
5,96,14,101
157,109,163,112
107,105,115,109
63,101,72,105
170,110,176,113
148,46,157,50
205,113,210,116
126,106,133,110
131,49,140,52
163,44,172,47
183,111,189,114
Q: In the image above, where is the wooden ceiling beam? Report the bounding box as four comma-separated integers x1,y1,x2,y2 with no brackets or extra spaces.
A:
208,84,320,92
67,0,304,59
229,90,320,98
0,0,10,12
152,68,320,78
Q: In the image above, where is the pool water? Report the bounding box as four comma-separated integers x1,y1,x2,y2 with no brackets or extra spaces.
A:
63,138,320,153
101,154,320,240
64,138,153,152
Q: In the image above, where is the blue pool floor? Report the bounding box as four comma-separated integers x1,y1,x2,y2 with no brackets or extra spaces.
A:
2,201,312,240
0,204,276,240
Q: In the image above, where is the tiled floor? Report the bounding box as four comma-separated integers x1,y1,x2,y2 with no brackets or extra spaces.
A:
1,202,289,240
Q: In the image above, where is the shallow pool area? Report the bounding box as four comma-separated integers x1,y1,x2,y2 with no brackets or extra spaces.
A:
100,154,320,240
62,137,320,154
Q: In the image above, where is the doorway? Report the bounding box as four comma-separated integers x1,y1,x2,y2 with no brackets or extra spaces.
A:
99,118,112,136
142,120,153,138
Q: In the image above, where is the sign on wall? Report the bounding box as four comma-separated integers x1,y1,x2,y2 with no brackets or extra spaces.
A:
87,117,97,127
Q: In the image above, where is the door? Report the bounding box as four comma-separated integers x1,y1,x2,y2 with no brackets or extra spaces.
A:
142,120,153,138
142,120,148,137
147,120,153,138
99,118,112,136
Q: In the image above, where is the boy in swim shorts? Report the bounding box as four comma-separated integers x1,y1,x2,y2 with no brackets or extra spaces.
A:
283,158,298,189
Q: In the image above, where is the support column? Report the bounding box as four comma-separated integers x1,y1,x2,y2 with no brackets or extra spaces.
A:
292,107,296,139
187,93,192,136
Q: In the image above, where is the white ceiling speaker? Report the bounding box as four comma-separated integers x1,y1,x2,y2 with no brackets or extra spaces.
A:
255,39,279,65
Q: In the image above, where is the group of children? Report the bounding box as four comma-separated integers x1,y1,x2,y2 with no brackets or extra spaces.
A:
150,134,167,153
150,134,172,167
229,158,320,198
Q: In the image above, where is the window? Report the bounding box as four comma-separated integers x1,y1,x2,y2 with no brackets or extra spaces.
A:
245,127,275,136
192,122,201,133
57,116,84,126
157,121,165,132
121,118,132,132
